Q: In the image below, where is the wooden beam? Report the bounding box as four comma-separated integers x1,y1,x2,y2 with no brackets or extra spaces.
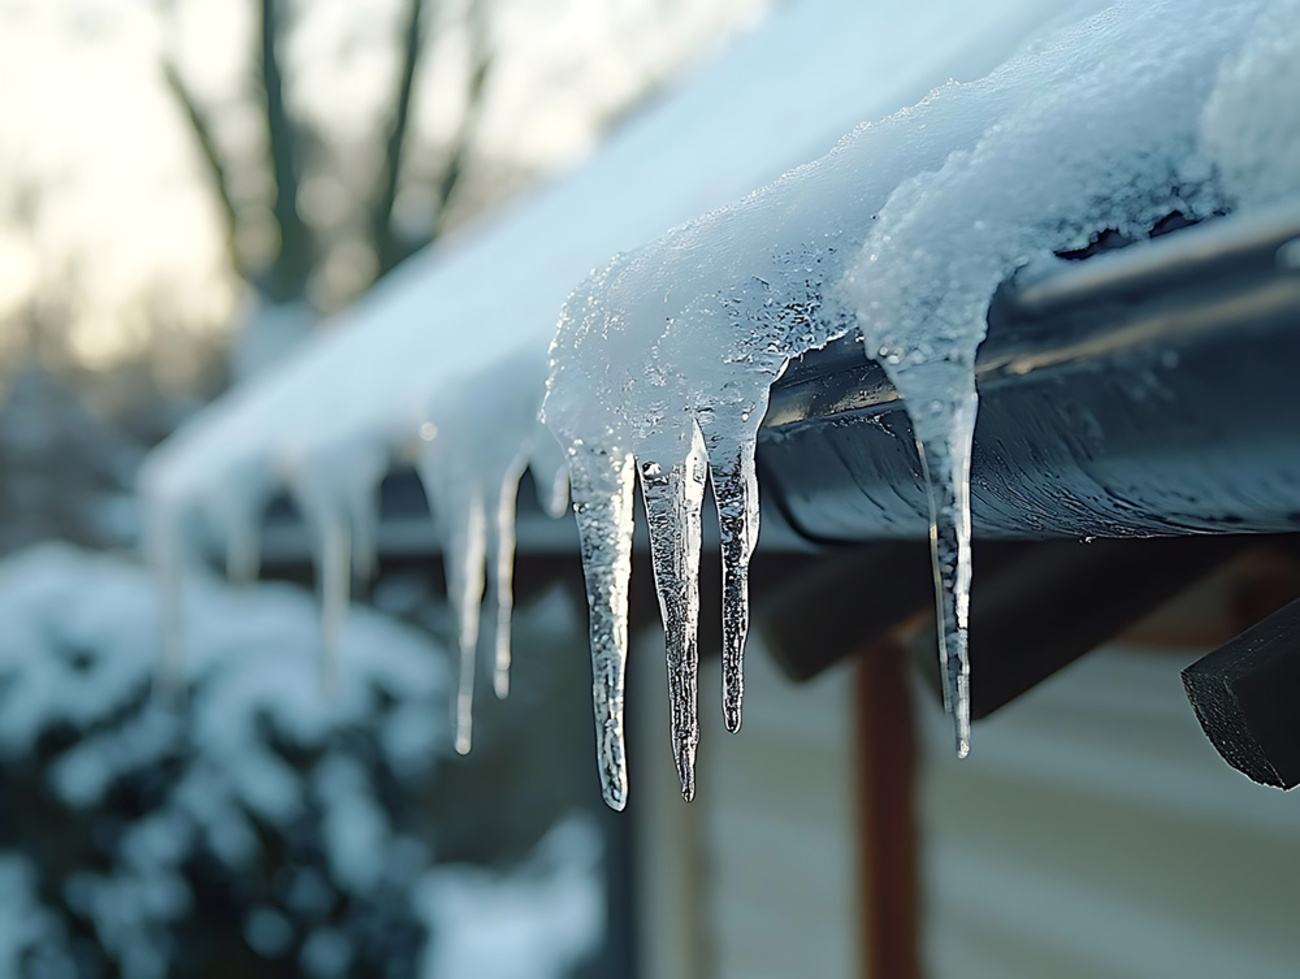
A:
855,641,919,979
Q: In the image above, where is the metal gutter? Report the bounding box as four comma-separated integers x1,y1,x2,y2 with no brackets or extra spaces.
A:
759,202,1300,542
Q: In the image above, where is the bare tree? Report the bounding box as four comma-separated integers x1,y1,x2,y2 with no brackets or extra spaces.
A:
162,0,495,324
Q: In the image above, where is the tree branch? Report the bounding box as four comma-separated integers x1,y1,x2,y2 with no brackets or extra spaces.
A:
373,0,427,276
163,60,244,281
430,0,493,244
261,0,313,302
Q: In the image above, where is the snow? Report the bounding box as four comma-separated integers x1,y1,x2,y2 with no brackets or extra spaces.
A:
140,0,1063,768
0,544,604,975
1199,0,1300,209
0,855,63,976
414,814,604,979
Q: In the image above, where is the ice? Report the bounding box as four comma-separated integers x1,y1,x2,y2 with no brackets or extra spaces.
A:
639,422,709,801
563,442,636,811
545,0,1269,800
287,443,390,694
841,0,1261,753
413,350,550,754
1200,0,1300,209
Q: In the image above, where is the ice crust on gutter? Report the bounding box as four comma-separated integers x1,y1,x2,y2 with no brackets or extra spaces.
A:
544,0,1277,808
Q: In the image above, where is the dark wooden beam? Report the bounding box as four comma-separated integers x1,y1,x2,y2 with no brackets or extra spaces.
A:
931,535,1247,721
1183,596,1300,789
855,641,919,979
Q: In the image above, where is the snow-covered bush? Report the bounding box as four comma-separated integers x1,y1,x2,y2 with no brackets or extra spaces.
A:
0,545,603,978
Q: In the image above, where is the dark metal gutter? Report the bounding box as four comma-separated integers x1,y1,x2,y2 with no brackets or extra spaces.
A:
759,202,1300,542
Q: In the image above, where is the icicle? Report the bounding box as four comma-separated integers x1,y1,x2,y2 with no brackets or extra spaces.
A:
567,443,636,810
145,501,186,705
288,470,353,697
638,422,709,802
529,424,572,520
486,464,526,700
318,509,351,699
907,378,978,758
420,473,488,756
223,504,262,584
343,448,388,589
697,401,764,735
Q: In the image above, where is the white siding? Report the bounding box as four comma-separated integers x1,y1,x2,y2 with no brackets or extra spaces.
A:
634,631,860,979
921,645,1300,979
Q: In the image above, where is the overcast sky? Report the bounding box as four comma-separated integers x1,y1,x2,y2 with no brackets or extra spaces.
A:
0,0,765,368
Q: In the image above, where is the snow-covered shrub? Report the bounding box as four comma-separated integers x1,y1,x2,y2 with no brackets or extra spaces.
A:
0,545,603,979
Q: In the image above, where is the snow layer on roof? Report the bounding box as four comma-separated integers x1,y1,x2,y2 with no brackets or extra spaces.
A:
1200,0,1300,209
140,0,1064,755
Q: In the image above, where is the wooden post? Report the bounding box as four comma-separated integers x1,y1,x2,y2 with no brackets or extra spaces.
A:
855,641,920,979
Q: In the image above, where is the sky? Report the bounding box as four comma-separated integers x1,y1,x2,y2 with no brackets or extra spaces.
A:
0,0,766,370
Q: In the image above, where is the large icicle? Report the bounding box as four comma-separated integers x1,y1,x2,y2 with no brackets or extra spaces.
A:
566,442,637,810
911,374,978,756
697,401,764,734
143,499,187,704
638,422,709,800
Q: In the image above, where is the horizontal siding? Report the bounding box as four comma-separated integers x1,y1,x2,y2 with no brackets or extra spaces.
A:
634,631,859,979
920,645,1300,979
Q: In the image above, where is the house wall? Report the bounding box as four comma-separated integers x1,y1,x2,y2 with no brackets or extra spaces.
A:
632,630,860,979
920,644,1300,979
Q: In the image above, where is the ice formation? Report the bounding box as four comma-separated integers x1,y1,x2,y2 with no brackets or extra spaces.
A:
545,0,1273,806
412,350,562,753
140,346,562,754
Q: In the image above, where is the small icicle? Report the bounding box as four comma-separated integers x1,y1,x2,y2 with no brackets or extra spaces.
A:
698,403,764,734
529,424,572,519
344,449,388,589
486,465,526,700
146,502,186,705
909,379,978,759
567,444,636,811
443,487,488,755
638,422,709,802
318,510,351,699
224,509,262,584
211,490,263,585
